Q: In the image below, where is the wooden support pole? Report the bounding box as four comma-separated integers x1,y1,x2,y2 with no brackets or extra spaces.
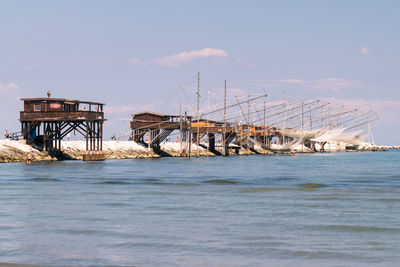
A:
188,113,192,158
100,122,103,151
59,122,61,150
247,95,250,154
43,122,46,152
223,80,227,156
179,104,183,155
208,133,215,152
86,121,89,152
97,122,100,151
196,72,200,158
302,100,304,152
264,100,266,148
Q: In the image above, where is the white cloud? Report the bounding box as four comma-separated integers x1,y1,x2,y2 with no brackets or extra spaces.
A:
153,48,228,67
129,48,239,68
315,78,359,92
360,47,370,55
128,58,149,66
0,82,20,93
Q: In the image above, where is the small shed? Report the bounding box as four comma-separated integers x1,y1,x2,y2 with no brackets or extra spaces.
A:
20,95,106,160
130,111,191,149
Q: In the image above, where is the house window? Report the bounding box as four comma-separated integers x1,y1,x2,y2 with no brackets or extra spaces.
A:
65,104,77,112
34,104,41,111
49,103,62,110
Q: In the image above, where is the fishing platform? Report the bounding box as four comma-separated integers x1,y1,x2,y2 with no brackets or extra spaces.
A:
130,112,192,156
20,93,106,161
191,119,237,156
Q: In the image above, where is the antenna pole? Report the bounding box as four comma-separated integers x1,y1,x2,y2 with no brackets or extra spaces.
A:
247,94,250,154
282,91,286,146
302,100,304,152
179,103,182,155
207,91,210,155
196,72,200,158
263,100,267,148
223,80,227,155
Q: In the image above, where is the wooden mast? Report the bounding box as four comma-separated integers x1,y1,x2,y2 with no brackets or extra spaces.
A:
223,80,227,156
264,100,266,148
247,94,250,154
196,72,200,157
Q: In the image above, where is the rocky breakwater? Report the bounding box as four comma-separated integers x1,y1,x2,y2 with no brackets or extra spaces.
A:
61,141,214,159
61,141,218,158
376,145,400,151
159,142,214,157
1,139,274,163
357,143,397,152
61,141,160,159
0,140,54,163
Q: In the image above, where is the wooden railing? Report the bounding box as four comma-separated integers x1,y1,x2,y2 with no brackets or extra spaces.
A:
20,111,104,121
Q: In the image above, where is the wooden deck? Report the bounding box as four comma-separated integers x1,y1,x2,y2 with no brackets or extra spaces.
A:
20,111,104,121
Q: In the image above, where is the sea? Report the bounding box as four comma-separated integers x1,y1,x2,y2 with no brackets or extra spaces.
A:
0,151,399,266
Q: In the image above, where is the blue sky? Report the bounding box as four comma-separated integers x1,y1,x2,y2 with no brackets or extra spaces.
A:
1,1,399,144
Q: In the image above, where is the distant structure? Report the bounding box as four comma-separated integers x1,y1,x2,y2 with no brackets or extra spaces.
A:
130,112,240,156
130,112,192,156
191,119,237,156
20,93,105,160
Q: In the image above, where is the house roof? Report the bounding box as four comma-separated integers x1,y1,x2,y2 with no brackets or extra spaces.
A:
131,111,167,117
20,98,105,105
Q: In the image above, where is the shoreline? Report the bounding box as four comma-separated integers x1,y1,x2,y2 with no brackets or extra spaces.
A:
0,140,264,163
0,139,397,163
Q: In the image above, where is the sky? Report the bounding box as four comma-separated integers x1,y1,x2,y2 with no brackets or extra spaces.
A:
0,0,399,144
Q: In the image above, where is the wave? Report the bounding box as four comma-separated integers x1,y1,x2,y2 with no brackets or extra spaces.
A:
167,182,199,186
55,229,102,235
138,180,199,186
308,224,400,233
288,249,362,260
27,177,62,182
96,180,131,185
375,198,400,203
54,228,128,238
203,179,243,184
298,183,327,189
102,202,131,207
140,178,162,182
240,187,292,193
111,241,156,248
